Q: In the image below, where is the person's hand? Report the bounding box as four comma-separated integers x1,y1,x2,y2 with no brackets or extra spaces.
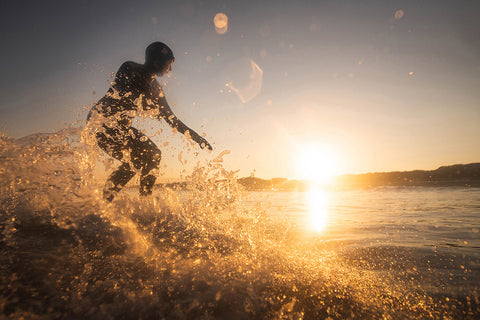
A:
190,131,212,150
197,136,213,150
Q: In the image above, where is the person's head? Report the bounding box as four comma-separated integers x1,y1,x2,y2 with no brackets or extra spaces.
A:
145,42,175,76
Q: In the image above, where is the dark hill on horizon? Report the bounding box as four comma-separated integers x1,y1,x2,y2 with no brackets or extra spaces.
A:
236,163,480,191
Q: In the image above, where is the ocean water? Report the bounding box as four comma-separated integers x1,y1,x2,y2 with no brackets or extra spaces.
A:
245,188,480,253
1,129,479,319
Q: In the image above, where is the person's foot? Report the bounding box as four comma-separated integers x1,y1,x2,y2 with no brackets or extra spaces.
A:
140,174,156,196
103,189,115,202
139,190,153,197
103,180,118,202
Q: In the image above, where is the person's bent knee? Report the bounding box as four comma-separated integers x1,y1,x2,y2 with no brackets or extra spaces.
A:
152,150,161,167
145,155,161,174
137,149,161,174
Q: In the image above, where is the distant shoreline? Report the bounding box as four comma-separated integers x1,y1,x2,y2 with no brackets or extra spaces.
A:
156,163,480,191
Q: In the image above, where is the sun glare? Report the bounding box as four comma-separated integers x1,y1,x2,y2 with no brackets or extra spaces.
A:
308,188,329,232
296,144,339,184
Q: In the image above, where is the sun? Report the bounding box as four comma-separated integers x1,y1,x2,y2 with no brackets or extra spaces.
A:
296,144,340,184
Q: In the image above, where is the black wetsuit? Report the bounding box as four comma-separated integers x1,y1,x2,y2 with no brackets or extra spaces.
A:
87,61,177,200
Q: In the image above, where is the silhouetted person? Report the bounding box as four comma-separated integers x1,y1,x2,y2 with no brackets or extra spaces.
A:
87,42,212,201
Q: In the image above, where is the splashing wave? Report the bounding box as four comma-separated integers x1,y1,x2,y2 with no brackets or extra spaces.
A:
0,127,475,319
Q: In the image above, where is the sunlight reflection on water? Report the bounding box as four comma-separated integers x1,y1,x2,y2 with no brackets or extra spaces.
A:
308,188,329,232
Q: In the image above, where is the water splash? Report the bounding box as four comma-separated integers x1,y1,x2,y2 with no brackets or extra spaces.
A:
0,126,474,318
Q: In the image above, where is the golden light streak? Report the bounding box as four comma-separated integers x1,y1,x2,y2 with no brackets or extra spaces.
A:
308,188,329,232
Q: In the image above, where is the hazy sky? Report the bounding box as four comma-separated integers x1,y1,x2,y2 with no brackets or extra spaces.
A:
1,0,479,179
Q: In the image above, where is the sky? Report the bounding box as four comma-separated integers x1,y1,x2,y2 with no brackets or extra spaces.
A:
1,0,479,180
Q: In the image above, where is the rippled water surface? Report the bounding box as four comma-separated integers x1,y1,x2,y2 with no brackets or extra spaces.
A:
245,188,480,254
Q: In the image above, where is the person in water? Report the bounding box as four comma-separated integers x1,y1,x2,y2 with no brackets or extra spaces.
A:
87,42,212,201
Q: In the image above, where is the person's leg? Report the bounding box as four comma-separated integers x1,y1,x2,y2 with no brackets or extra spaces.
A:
139,174,157,196
129,130,162,196
96,127,136,201
103,163,136,201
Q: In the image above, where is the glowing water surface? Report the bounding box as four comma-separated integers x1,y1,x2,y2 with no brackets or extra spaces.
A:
239,187,480,254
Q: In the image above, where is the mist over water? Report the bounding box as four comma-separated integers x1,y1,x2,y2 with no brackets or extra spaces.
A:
1,127,479,319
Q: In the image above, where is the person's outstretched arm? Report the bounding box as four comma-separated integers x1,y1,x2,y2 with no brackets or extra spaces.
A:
153,91,212,150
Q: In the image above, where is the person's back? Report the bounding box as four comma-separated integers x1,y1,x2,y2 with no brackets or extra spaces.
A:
89,61,161,127
88,42,212,201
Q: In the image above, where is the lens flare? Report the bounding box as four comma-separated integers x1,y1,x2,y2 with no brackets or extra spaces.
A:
394,9,405,20
214,13,228,34
228,58,263,103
